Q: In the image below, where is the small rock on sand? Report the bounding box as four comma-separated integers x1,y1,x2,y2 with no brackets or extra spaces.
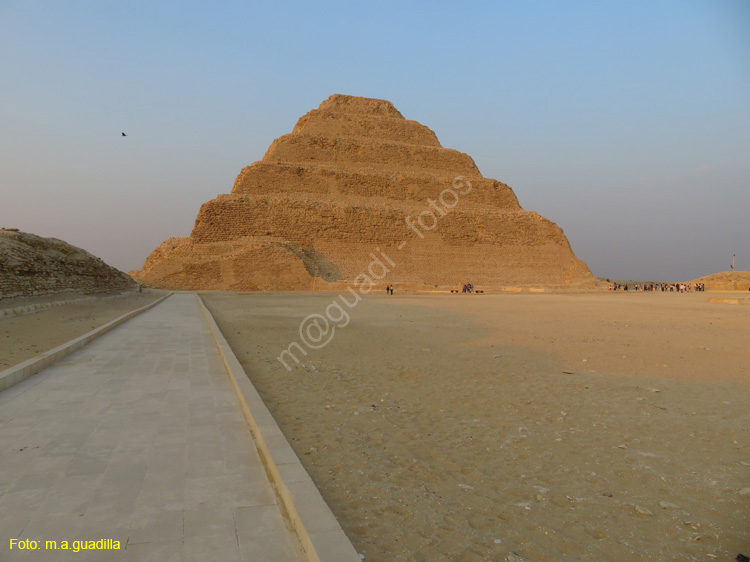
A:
635,505,653,516
659,501,680,509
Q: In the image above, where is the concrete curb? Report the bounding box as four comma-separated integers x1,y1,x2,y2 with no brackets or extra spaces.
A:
197,295,361,562
0,294,172,392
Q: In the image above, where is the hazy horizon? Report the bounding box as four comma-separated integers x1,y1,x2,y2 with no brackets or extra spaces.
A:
2,1,748,282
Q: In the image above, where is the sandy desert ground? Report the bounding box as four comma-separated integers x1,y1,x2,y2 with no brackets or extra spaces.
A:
2,290,748,561
201,291,750,562
0,291,162,371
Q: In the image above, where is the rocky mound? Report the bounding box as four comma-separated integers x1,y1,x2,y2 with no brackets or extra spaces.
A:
0,229,134,299
136,94,595,291
690,271,750,291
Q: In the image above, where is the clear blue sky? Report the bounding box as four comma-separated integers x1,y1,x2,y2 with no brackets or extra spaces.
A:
2,0,748,281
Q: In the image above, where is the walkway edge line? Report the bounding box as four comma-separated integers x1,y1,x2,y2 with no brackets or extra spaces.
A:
197,295,361,562
0,293,172,392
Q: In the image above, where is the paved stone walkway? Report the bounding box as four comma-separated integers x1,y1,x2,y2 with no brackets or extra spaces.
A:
0,294,305,561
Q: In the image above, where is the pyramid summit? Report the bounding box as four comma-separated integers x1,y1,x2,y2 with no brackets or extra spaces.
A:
136,94,595,290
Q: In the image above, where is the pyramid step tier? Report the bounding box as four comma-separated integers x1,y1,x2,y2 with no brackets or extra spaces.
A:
231,163,520,209
263,133,481,176
138,235,588,290
191,195,566,246
291,109,442,147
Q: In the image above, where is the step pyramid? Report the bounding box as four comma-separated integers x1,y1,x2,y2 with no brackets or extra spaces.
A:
136,94,595,290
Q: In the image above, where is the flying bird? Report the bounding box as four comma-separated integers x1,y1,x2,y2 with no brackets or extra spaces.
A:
121,132,127,136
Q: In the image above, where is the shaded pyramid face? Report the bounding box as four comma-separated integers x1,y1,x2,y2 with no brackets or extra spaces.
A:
137,94,595,290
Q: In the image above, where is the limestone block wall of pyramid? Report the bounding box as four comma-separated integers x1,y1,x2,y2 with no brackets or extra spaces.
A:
136,94,595,291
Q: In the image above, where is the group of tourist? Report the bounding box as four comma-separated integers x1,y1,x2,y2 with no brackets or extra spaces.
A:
385,284,395,295
609,282,706,292
462,283,475,293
